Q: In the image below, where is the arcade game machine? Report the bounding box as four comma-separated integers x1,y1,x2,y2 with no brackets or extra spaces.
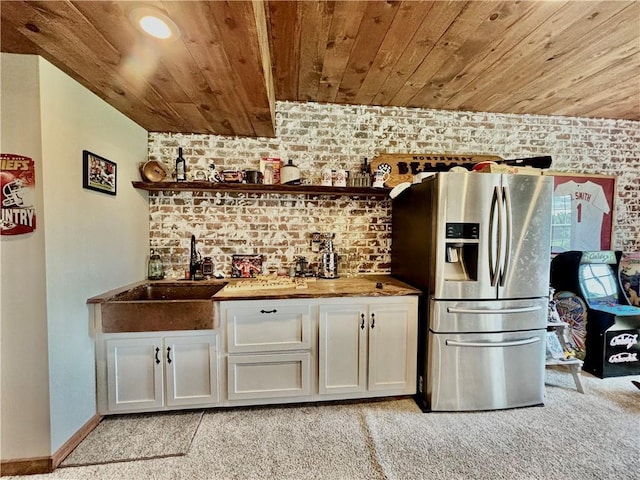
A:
550,250,640,378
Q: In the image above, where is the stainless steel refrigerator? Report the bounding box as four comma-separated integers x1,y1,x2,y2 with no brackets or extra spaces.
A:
391,172,553,411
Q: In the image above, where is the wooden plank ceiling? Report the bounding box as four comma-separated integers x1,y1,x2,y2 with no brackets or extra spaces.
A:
2,1,639,137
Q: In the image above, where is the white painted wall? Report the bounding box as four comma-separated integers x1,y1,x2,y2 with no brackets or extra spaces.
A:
0,54,51,460
38,58,149,452
0,53,149,459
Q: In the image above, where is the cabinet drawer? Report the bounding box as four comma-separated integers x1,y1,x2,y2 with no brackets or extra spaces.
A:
226,301,312,353
227,353,311,400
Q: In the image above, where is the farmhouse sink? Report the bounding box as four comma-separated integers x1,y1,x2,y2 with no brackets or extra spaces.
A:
101,282,226,333
110,283,225,301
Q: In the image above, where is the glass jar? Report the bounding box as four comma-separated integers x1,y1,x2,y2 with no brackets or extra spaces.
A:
147,252,164,280
202,257,214,278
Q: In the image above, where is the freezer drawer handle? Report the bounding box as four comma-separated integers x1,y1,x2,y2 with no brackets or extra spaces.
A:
445,337,540,348
446,306,542,314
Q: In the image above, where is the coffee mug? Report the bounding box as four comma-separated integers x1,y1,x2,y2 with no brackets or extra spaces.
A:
321,168,333,186
372,169,390,188
334,169,347,187
245,170,263,184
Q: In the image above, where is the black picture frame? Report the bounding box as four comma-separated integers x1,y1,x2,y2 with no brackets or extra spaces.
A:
82,150,117,196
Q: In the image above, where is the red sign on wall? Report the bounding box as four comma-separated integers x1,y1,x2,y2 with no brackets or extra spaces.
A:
1,153,36,235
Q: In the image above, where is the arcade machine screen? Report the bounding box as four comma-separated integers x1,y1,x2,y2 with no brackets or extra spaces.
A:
578,263,618,306
579,262,639,315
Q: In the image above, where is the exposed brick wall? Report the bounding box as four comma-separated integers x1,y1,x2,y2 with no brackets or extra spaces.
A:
148,101,639,278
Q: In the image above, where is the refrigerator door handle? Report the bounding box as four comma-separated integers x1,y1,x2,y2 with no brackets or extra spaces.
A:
445,337,541,348
447,306,542,315
499,185,512,287
489,186,501,286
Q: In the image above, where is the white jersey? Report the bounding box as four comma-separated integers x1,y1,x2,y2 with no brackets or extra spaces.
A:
554,180,610,251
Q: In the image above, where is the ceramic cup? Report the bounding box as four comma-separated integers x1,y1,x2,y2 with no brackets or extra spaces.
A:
372,169,390,188
321,168,333,186
334,169,347,187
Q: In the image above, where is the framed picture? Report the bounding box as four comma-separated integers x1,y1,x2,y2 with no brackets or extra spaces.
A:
543,172,616,253
83,150,117,195
231,254,263,278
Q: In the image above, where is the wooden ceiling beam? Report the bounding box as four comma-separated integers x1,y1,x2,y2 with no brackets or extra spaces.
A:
252,0,276,136
265,0,300,101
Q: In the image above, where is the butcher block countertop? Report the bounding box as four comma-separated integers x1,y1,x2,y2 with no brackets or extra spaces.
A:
88,275,420,304
214,275,421,300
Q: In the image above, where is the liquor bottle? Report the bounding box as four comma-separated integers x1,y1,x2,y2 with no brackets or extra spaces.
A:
175,147,186,181
362,157,370,174
362,157,371,187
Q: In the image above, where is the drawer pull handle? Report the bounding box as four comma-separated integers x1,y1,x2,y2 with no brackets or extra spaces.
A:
155,347,161,365
260,309,278,314
360,313,365,330
445,337,540,348
371,313,375,329
447,306,541,315
166,347,172,364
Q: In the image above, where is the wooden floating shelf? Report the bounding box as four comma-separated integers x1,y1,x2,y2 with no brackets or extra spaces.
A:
132,181,392,197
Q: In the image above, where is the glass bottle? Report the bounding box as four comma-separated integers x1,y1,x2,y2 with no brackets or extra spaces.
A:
175,147,186,182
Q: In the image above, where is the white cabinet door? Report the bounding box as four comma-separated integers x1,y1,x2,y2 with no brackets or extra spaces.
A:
319,297,418,397
368,302,417,392
318,303,368,395
165,335,219,407
106,337,164,412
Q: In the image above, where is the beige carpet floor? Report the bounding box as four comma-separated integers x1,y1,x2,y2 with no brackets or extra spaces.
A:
60,410,204,467
8,368,640,480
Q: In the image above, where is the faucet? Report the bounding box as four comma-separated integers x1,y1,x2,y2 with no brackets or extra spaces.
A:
189,234,201,279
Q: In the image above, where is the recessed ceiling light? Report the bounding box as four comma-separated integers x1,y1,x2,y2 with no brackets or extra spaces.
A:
139,15,171,39
129,7,180,41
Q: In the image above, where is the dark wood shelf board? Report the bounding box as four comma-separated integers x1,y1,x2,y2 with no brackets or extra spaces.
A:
132,181,391,197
